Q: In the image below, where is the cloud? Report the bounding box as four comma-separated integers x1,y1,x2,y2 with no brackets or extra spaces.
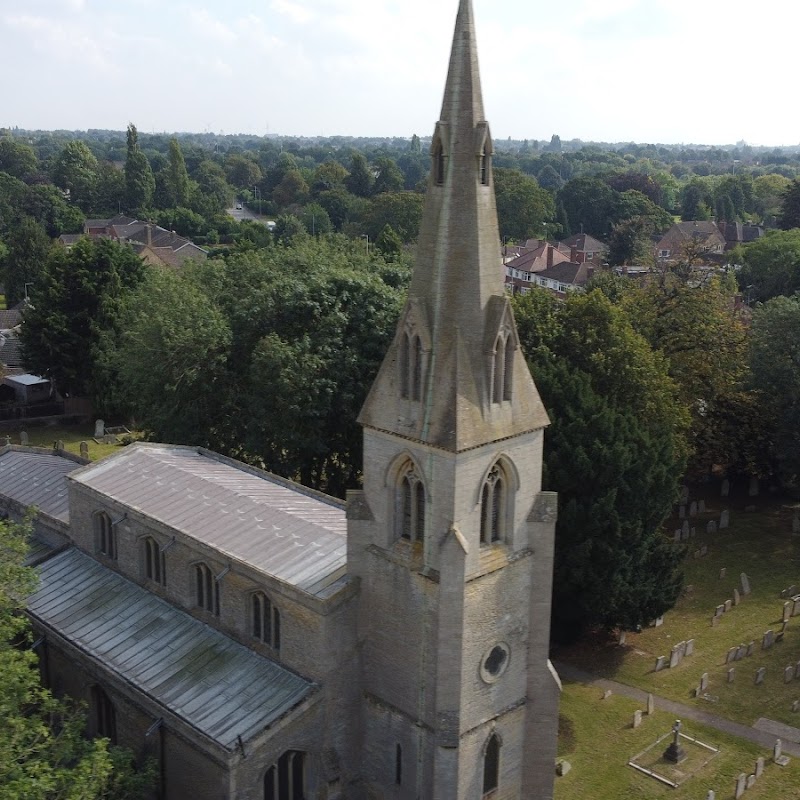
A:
270,0,314,25
189,8,237,44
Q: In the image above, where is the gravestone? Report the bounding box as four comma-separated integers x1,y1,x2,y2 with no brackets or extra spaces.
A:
618,631,626,646
728,667,735,683
94,419,105,438
721,478,730,497
663,720,686,764
679,504,686,519
736,644,747,661
724,599,732,612
706,791,715,800
556,760,571,776
774,738,790,766
727,647,738,664
680,486,689,504
755,667,766,685
698,499,706,513
733,588,741,606
80,441,89,459
734,773,746,799
716,605,725,618
655,656,667,672
694,549,701,559
707,520,717,534
793,596,800,616
632,710,642,729
763,630,775,649
793,514,800,535
720,509,729,529
740,573,751,595
792,700,800,712
19,430,28,446
701,544,709,556
655,616,664,627
755,756,764,778
746,641,754,657
690,527,696,538
674,529,681,542
670,644,684,668
711,615,719,627
796,660,800,678
749,476,759,497
685,639,695,656
647,693,655,715
720,567,727,579
700,672,709,691
783,602,792,623
746,774,756,789
689,501,698,517
785,665,795,683
3,435,10,447
602,689,612,700
682,520,690,538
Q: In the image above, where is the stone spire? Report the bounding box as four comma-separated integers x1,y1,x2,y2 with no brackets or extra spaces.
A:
359,0,549,451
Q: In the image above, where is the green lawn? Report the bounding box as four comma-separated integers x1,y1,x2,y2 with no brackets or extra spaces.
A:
5,423,139,461
555,683,797,800
558,487,800,729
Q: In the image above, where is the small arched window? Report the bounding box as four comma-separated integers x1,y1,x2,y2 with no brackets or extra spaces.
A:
493,334,513,403
395,743,403,785
483,733,500,796
195,563,219,616
480,146,488,186
265,750,305,800
95,511,116,560
144,537,165,585
397,461,426,544
480,465,507,545
434,141,445,185
252,591,281,650
400,332,424,402
503,337,514,401
91,685,117,744
412,336,423,401
399,332,411,399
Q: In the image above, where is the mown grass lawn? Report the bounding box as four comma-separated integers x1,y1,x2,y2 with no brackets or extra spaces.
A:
5,422,139,461
557,483,800,730
555,682,797,800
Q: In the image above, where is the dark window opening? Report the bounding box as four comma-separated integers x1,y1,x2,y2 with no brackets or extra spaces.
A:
96,512,116,560
145,537,165,585
252,591,280,650
92,686,117,745
480,148,489,185
395,744,403,786
434,143,445,185
398,463,426,544
399,333,410,398
265,750,305,800
483,734,500,795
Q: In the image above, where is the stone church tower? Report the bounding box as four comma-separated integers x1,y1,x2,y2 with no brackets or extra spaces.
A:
347,1,561,797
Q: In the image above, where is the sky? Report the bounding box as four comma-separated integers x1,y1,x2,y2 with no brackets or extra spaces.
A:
1,0,799,146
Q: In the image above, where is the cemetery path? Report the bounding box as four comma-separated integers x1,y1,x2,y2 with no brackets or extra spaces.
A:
554,660,800,757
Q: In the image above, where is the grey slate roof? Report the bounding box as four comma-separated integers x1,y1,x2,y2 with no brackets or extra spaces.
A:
70,445,348,596
0,449,77,522
28,548,314,748
0,309,22,329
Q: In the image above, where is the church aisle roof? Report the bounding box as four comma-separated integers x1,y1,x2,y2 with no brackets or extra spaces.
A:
69,444,347,595
28,547,314,749
0,448,79,522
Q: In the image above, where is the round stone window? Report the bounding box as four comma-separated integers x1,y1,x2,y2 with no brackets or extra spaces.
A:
480,642,510,683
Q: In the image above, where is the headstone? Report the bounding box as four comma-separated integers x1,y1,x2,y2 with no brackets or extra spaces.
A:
674,529,681,542
707,520,717,534
746,774,756,790
655,616,664,627
55,439,64,451
749,476,759,497
763,630,775,649
716,604,725,617
699,499,706,513
720,567,727,579
727,646,738,664
602,689,612,700
647,693,655,715
655,656,667,672
755,756,764,778
774,738,791,766
678,504,686,519
792,700,800,712
793,596,800,616
680,486,689,504
720,509,729,529
694,549,701,559
734,773,746,799
736,645,747,661
711,615,719,627
784,602,792,623
103,433,116,444
785,665,795,683
796,660,800,678
19,430,28,446
728,667,735,683
79,441,89,459
740,573,751,595
94,419,105,438
663,720,686,764
690,501,698,517
618,630,626,646
721,478,730,497
682,520,690,538
700,672,709,691
701,544,709,556
755,667,766,685
632,709,642,729
746,641,754,657
690,527,696,538
733,588,741,606
685,639,695,656
556,760,571,776
793,514,800,535
724,599,732,612
670,645,683,668
707,791,715,800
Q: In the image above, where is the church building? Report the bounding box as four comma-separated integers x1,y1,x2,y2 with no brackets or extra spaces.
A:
0,2,560,797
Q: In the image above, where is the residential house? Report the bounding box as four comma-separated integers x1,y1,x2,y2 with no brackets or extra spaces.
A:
559,232,607,264
655,221,726,262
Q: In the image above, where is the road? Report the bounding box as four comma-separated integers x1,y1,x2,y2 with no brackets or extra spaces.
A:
226,205,274,227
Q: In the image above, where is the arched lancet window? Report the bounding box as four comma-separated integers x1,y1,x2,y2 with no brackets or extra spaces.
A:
493,336,506,404
265,750,305,800
412,336,423,401
91,686,117,744
480,146,488,185
397,461,426,544
252,591,281,650
483,734,500,796
94,511,116,560
395,743,403,785
503,337,514,401
144,537,165,585
195,563,219,616
434,141,445,185
399,332,411,399
480,465,508,545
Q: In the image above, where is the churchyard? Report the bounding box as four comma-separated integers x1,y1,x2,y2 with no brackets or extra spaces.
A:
2,422,138,461
555,481,800,798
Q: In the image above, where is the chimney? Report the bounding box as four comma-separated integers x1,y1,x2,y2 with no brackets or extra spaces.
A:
570,246,578,263
146,224,152,247
547,244,554,268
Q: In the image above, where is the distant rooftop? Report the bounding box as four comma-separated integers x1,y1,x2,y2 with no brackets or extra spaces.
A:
28,548,314,749
69,444,348,596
